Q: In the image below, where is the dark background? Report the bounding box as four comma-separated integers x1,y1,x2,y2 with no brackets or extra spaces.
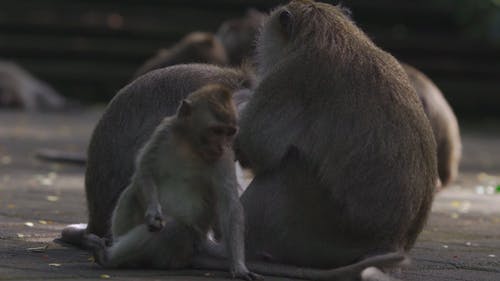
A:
0,0,499,121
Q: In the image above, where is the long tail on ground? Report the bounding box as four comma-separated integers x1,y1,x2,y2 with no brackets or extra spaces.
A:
192,252,408,280
36,149,86,165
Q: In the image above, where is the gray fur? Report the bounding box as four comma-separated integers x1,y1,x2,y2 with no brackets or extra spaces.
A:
237,0,437,275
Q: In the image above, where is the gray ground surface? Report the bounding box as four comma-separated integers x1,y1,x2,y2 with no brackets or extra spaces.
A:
0,110,499,281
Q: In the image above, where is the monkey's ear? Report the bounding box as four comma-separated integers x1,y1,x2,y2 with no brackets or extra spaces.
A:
217,88,233,101
278,9,294,39
339,6,352,20
178,100,192,117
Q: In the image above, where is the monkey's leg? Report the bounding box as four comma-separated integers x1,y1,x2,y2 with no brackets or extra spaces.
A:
241,155,391,268
94,220,196,269
111,186,143,237
437,135,459,187
97,225,155,268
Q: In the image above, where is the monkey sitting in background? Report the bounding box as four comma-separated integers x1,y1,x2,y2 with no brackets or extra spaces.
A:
403,64,461,188
86,84,260,280
216,9,266,66
0,60,67,111
133,32,229,79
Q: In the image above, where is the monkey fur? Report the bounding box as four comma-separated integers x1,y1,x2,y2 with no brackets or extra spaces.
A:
133,32,228,79
236,0,437,279
402,63,461,187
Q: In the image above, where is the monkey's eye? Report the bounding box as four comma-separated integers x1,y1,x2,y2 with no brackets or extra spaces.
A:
225,126,237,137
210,126,237,137
211,127,226,136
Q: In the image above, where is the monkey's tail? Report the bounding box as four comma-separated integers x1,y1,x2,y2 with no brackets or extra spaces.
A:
191,252,408,281
36,149,86,165
54,223,89,249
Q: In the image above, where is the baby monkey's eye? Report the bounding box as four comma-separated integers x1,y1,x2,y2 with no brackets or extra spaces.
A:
225,126,237,137
210,126,237,137
211,126,226,136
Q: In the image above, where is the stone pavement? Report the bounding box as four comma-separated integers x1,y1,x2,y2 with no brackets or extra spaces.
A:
0,110,499,281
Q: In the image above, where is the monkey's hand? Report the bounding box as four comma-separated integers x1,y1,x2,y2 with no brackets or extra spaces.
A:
231,264,263,281
85,234,109,267
145,204,165,232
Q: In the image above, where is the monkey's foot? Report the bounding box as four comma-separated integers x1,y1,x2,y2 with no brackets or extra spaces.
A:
85,234,109,266
145,206,165,232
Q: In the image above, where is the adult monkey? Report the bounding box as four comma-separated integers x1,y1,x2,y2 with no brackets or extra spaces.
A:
236,0,437,271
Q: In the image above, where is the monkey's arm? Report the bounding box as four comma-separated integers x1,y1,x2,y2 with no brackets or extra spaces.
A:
237,88,303,173
134,169,164,232
133,121,171,232
212,154,260,280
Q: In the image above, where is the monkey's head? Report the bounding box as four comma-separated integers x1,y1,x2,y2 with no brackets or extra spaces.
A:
175,84,238,163
180,32,229,66
256,0,366,76
0,76,22,107
216,9,267,65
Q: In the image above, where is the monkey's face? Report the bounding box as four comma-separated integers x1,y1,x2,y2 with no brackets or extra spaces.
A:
193,100,238,162
198,122,238,162
177,84,238,163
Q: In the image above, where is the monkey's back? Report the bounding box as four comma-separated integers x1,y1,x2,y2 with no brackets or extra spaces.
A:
84,64,251,238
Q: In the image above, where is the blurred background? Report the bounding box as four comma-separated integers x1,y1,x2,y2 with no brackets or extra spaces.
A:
0,0,499,122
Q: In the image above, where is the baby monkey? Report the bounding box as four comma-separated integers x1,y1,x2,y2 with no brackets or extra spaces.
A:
86,84,259,280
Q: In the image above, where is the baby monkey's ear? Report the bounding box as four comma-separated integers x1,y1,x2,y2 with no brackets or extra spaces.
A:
216,87,233,102
178,100,192,117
